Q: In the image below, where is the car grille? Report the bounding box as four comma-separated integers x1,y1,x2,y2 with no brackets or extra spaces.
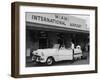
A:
33,55,41,60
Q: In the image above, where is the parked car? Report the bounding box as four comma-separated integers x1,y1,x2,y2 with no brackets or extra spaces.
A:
32,44,82,65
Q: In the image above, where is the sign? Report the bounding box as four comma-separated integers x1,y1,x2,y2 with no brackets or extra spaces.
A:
31,15,67,26
26,13,89,31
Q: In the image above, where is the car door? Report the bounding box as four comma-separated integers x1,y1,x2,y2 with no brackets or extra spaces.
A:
58,48,73,61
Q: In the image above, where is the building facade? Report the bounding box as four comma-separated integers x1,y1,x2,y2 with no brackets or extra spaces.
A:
26,12,89,57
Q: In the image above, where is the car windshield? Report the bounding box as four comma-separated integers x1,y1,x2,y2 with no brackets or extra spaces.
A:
53,44,71,49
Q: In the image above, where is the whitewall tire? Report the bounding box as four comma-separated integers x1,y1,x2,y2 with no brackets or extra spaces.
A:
46,57,54,66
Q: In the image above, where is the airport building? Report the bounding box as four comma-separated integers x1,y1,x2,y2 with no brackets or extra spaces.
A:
26,13,89,57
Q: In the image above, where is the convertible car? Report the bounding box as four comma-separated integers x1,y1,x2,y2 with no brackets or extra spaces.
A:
32,44,82,65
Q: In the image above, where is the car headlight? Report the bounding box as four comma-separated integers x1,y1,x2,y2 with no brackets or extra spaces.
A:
41,52,44,56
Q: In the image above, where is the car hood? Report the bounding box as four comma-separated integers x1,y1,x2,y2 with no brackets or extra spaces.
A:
33,48,57,55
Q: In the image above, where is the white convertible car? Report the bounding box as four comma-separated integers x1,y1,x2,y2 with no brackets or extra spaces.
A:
32,44,82,65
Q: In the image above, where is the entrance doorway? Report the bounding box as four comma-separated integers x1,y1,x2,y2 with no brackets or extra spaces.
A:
39,38,48,49
57,33,64,48
58,39,63,45
38,31,48,49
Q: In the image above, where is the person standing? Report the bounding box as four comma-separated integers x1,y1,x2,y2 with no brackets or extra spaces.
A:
71,42,75,60
71,42,75,50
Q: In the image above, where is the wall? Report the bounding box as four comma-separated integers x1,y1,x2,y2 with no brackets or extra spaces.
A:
48,31,57,47
26,29,39,56
0,0,100,80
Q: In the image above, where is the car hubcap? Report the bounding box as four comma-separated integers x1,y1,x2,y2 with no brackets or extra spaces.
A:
47,58,53,65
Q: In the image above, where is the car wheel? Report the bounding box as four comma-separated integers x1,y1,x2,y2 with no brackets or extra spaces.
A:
46,57,54,66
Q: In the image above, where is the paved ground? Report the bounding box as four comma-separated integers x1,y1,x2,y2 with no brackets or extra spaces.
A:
26,52,89,67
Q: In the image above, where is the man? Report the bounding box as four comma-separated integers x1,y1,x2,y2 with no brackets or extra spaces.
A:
71,42,75,50
71,42,75,60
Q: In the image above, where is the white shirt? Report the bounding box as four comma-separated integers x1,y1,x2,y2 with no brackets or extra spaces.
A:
71,43,74,49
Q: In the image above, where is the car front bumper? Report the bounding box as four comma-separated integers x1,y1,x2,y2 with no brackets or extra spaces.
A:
32,55,46,63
